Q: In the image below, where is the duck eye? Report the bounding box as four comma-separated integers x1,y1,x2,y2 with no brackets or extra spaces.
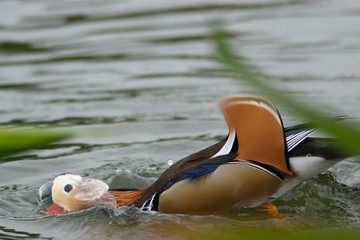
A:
64,184,73,193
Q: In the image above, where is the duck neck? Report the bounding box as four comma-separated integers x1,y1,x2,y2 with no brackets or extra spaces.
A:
108,189,146,207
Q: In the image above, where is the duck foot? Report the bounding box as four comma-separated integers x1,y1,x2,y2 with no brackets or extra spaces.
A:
262,203,283,219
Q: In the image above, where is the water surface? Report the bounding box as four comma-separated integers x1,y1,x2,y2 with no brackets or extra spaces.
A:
1,0,360,239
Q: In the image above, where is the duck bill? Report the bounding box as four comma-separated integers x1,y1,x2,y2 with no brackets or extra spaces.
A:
46,203,66,215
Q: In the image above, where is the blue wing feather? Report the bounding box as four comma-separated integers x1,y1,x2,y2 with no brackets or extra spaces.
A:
162,163,222,192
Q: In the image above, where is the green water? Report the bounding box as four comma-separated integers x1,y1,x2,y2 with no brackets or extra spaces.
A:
0,0,360,239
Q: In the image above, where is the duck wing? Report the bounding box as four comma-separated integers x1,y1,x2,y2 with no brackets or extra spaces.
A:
135,97,291,209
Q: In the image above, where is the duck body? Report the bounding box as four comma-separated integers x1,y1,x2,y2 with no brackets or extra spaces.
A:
39,96,350,215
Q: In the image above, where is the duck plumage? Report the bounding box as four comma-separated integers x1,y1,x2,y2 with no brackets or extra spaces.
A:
39,96,350,215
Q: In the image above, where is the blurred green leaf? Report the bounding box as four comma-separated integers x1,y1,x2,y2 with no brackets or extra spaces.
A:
211,25,360,156
0,128,70,160
194,228,360,240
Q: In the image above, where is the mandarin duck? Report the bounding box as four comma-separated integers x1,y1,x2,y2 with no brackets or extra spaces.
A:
39,96,350,216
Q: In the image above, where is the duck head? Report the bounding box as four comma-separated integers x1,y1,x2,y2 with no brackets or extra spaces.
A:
39,174,116,214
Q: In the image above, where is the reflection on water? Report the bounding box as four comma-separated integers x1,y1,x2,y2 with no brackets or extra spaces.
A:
0,226,41,240
1,0,360,239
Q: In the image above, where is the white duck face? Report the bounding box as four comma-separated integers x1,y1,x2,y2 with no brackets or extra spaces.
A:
39,174,116,213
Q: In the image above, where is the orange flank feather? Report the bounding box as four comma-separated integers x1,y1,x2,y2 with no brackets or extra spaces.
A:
109,189,145,207
220,97,292,175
